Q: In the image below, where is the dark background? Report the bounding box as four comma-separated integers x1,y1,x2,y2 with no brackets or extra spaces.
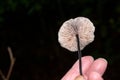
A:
0,0,120,80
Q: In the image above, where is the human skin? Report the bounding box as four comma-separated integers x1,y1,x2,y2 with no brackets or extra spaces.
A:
61,56,107,80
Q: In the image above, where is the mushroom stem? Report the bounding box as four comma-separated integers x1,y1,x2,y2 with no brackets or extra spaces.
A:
76,34,83,75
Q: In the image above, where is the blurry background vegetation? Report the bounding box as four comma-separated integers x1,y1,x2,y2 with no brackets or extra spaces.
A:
0,0,120,80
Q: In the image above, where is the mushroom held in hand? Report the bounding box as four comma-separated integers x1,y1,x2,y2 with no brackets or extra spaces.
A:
58,17,95,76
58,17,95,52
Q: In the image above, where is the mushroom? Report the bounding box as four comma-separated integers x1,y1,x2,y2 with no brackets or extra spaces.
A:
58,17,95,52
58,17,95,78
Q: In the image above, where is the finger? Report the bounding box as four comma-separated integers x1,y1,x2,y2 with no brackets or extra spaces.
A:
61,56,94,80
88,71,103,80
86,58,107,76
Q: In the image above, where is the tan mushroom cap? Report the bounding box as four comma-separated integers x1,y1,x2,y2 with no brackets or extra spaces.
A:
58,17,95,52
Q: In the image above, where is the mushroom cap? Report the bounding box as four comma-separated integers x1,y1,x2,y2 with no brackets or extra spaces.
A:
58,17,95,52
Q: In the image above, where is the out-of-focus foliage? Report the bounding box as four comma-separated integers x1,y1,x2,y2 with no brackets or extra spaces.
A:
0,0,120,80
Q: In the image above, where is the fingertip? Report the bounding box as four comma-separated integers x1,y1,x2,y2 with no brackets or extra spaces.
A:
87,58,108,76
95,58,108,75
81,56,94,73
97,58,108,65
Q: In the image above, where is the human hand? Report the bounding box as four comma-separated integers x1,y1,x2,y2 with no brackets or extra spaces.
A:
62,56,107,80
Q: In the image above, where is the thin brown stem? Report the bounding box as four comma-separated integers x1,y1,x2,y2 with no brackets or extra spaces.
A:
0,70,6,80
6,47,15,80
0,47,15,80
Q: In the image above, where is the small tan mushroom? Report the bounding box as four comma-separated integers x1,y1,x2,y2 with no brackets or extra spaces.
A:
58,17,95,51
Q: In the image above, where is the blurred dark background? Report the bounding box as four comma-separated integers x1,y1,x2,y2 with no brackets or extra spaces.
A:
0,0,120,80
